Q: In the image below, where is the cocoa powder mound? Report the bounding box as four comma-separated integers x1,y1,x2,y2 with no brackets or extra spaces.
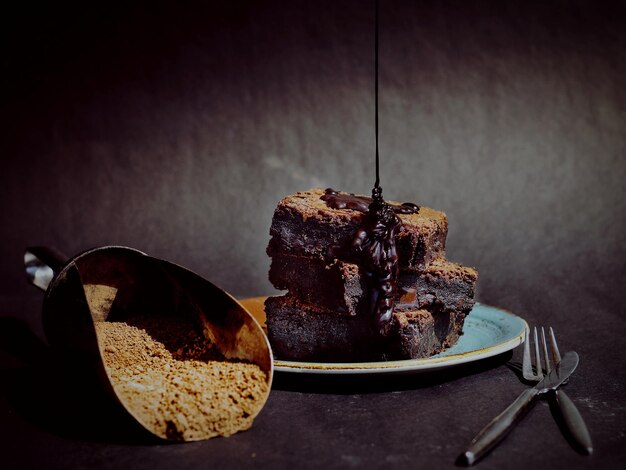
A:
94,315,269,441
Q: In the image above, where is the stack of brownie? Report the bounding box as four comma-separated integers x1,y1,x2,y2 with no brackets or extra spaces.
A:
265,188,478,362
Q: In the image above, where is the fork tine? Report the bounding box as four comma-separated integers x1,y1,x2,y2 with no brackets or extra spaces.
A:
533,327,543,380
549,327,562,363
541,327,551,375
522,328,534,379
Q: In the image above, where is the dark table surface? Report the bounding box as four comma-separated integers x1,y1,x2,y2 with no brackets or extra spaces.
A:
1,287,625,470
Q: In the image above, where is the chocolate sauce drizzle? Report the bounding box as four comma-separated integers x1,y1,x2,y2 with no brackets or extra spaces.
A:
322,189,419,336
321,2,420,337
352,189,401,336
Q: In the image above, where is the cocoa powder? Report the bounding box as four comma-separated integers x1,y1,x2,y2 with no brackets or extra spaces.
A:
94,315,269,441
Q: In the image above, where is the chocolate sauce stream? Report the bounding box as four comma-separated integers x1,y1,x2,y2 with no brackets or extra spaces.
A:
374,0,380,191
320,2,421,337
364,0,397,335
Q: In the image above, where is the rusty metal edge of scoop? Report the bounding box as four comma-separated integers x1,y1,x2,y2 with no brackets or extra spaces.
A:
25,245,274,442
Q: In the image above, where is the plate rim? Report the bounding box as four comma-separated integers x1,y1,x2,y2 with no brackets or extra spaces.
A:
239,298,527,376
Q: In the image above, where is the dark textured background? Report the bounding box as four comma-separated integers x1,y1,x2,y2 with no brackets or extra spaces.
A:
1,1,625,469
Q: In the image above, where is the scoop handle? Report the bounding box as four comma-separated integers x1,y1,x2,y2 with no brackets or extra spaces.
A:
25,246,69,291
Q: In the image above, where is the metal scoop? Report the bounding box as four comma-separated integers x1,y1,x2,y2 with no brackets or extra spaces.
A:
25,245,273,441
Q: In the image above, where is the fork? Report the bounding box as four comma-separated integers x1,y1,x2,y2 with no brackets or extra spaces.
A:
523,327,593,455
459,327,587,465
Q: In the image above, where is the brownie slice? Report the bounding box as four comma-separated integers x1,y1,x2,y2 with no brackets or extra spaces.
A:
267,188,448,271
269,254,477,316
269,254,366,316
400,257,477,314
265,295,468,362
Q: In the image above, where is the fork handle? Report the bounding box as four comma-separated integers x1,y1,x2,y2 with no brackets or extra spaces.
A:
554,390,593,455
459,388,539,466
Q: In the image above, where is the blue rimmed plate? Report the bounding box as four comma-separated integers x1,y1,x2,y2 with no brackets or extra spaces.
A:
239,298,527,376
